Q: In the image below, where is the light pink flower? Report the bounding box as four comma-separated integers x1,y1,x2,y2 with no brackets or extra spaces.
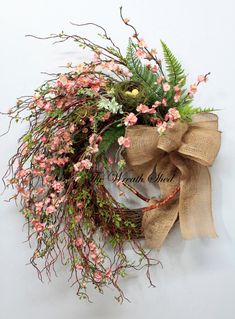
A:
105,268,112,279
153,101,161,108
138,38,147,48
152,65,158,73
89,242,96,251
157,76,164,84
135,48,146,58
161,98,167,106
35,202,44,212
163,82,171,92
107,156,114,165
157,121,167,134
57,74,68,86
124,113,137,126
118,136,131,148
188,84,197,96
102,112,111,121
87,144,99,154
123,17,130,24
34,221,45,233
77,202,84,209
46,205,56,215
75,213,83,223
43,102,53,112
75,238,83,248
164,108,181,121
136,104,149,113
94,271,102,283
74,159,93,171
75,264,83,270
52,181,64,193
81,159,93,170
197,75,207,83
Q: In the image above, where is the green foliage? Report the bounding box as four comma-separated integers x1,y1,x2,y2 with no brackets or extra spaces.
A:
96,125,125,155
178,105,215,121
126,38,160,102
98,97,123,114
160,40,186,86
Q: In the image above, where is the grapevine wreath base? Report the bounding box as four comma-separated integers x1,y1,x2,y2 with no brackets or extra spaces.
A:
2,7,221,302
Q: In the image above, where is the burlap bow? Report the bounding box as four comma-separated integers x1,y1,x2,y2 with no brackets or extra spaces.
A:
122,113,221,249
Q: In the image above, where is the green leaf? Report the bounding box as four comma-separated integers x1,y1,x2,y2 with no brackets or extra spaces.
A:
96,125,125,156
160,40,186,86
98,97,123,114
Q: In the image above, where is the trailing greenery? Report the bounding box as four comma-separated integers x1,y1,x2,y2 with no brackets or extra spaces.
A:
178,105,215,121
160,40,186,86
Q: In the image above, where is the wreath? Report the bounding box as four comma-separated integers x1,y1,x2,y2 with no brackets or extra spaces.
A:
2,7,221,302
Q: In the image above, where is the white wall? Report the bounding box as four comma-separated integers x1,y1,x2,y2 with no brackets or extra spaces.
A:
1,0,235,318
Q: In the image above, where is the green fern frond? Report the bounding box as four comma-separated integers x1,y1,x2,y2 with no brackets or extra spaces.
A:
160,40,186,86
126,38,160,102
178,105,215,121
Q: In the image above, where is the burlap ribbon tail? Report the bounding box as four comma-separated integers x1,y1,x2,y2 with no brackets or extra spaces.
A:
122,113,221,249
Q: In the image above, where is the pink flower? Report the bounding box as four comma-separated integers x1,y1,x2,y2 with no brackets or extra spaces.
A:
74,159,93,171
35,202,44,212
75,238,83,248
163,82,171,92
124,113,137,126
102,112,111,121
197,75,207,83
75,264,83,270
173,86,181,102
57,74,68,86
157,76,164,84
105,268,112,279
40,136,47,143
88,242,97,251
153,101,161,108
136,104,149,113
43,102,53,112
118,136,131,148
164,108,181,121
135,48,146,58
138,38,147,48
152,65,158,73
94,271,102,283
188,84,197,96
107,156,114,165
161,98,167,106
81,159,93,170
52,181,64,193
157,121,167,134
46,205,56,215
77,202,84,209
34,221,45,233
16,169,27,179
75,213,83,223
87,144,99,154
123,17,130,24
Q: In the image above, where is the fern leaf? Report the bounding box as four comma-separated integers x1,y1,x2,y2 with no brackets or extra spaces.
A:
161,40,186,86
126,38,158,89
178,105,215,121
